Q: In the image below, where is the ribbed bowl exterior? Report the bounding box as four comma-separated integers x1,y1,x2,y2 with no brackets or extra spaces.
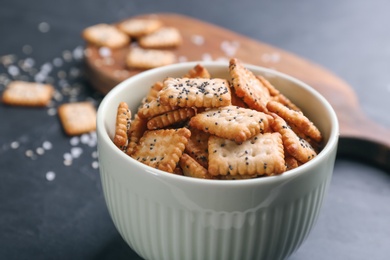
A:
99,149,335,260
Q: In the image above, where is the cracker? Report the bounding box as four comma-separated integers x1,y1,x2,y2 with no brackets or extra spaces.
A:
267,100,322,143
132,128,191,173
179,153,213,179
139,27,182,48
185,126,210,168
147,107,195,130
2,81,54,107
58,102,96,136
82,23,129,48
271,114,317,163
208,132,286,176
117,18,163,37
159,77,231,108
285,153,300,171
189,105,272,143
144,81,164,103
137,98,178,119
229,58,271,112
256,75,301,111
183,64,211,78
126,114,148,156
113,102,131,151
126,47,176,69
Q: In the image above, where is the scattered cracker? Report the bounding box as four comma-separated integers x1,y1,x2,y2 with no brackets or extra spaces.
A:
185,126,210,168
267,100,322,143
189,105,272,143
179,153,213,179
229,58,271,112
2,81,54,107
82,23,130,48
147,107,195,130
139,27,182,48
184,64,211,78
58,102,97,136
117,18,163,37
113,102,131,151
126,47,176,69
271,114,317,163
137,98,178,119
126,114,148,156
132,128,191,173
159,77,231,108
208,132,286,176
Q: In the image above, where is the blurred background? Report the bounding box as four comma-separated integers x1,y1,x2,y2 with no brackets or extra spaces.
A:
1,0,389,259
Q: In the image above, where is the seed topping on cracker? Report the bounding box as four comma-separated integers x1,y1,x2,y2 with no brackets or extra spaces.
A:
159,77,231,108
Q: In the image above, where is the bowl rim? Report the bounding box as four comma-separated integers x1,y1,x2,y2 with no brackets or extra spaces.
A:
97,61,339,187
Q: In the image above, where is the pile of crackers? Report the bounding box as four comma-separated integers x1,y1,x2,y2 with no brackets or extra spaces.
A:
113,58,323,180
82,17,182,70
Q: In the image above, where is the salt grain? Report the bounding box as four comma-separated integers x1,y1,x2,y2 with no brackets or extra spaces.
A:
46,171,56,181
91,151,98,158
10,141,19,149
63,152,72,161
53,57,63,67
73,46,84,60
47,107,56,116
70,136,80,146
80,134,90,144
8,65,20,77
36,147,45,155
38,22,50,33
191,35,205,46
99,47,112,58
42,141,52,150
70,147,83,158
63,159,72,166
25,150,34,157
91,161,99,169
62,50,73,62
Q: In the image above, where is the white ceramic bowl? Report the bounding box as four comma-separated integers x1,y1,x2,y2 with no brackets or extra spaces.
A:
97,62,339,260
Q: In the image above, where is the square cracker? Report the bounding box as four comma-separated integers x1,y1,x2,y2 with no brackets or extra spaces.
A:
159,77,231,108
126,47,176,69
132,128,191,173
208,132,285,176
82,23,129,49
118,18,163,37
229,58,271,112
139,27,182,48
58,102,96,136
189,105,272,143
2,81,54,107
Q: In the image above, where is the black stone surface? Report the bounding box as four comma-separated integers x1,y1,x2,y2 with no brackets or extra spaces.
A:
1,0,389,259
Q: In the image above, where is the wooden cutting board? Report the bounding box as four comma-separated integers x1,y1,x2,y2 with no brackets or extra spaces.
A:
84,13,390,169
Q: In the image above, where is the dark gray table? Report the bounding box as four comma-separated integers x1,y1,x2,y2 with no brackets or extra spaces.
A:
1,0,389,259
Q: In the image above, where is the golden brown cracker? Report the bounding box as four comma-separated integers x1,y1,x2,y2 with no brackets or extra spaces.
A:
179,153,213,179
82,23,129,48
159,77,231,108
113,102,131,151
208,132,286,176
2,81,54,107
144,81,164,103
138,27,182,48
58,102,96,136
126,114,148,156
146,107,195,130
117,18,163,37
271,114,317,163
229,58,271,112
184,64,211,78
132,128,191,173
126,47,176,70
185,127,210,168
267,100,322,143
189,105,272,143
137,98,178,119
